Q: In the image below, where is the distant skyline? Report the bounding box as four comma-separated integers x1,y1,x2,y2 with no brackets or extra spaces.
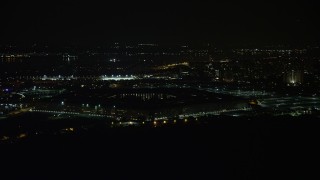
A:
1,1,319,46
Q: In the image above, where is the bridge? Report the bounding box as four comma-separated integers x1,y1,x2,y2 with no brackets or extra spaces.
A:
30,109,113,118
30,107,252,121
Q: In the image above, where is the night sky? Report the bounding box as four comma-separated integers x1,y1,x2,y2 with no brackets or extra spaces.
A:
1,1,319,46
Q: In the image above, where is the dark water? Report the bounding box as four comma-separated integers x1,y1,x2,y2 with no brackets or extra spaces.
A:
0,56,67,76
0,54,159,77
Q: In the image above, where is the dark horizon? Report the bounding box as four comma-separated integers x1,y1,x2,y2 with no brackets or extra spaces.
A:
1,1,320,47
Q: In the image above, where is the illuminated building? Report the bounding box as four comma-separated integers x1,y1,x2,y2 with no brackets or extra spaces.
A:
222,71,234,83
284,70,303,86
214,70,221,80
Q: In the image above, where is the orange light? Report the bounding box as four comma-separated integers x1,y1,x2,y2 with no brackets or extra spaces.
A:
17,133,27,139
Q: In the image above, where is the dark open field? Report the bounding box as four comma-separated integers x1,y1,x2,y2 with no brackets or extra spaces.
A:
1,115,319,179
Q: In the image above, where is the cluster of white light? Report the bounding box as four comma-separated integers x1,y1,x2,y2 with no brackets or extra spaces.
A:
101,75,136,81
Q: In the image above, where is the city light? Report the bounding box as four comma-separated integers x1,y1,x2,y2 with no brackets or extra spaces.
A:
0,3,319,177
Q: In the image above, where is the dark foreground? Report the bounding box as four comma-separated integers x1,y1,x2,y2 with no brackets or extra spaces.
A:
1,116,320,179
